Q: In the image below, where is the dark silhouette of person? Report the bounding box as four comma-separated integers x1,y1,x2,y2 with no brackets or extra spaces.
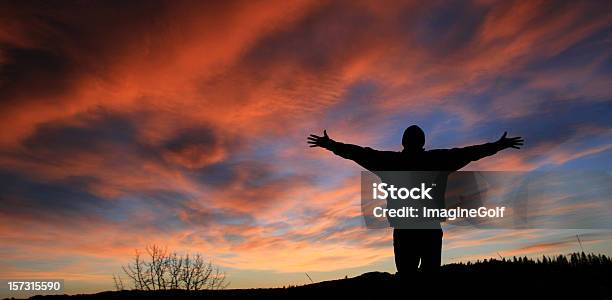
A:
307,125,523,276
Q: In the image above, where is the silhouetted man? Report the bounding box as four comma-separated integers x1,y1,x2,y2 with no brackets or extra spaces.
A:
307,125,523,276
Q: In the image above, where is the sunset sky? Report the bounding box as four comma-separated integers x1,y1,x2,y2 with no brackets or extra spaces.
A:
1,0,611,294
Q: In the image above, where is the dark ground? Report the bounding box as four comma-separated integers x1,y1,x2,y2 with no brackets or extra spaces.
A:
8,256,612,300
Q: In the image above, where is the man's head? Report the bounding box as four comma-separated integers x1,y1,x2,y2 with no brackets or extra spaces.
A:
402,125,425,151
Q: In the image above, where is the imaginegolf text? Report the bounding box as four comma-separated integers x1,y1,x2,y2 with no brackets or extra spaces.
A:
373,206,506,220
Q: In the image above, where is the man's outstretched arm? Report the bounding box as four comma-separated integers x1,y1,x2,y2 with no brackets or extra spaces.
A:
446,132,524,170
307,130,380,170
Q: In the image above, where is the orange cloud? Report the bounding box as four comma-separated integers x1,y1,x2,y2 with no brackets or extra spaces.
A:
1,0,611,294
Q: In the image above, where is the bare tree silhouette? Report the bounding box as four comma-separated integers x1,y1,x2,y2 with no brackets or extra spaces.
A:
115,245,229,291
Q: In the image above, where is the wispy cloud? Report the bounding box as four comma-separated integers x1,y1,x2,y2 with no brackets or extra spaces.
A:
0,0,611,292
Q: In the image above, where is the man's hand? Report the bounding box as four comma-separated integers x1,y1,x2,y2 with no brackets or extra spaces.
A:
496,131,524,150
308,130,333,149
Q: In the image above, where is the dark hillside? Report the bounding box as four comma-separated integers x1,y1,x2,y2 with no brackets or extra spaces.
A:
15,253,612,300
